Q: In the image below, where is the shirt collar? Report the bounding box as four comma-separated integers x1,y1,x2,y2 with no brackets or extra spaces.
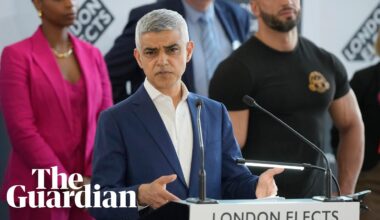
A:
181,0,215,23
144,78,189,102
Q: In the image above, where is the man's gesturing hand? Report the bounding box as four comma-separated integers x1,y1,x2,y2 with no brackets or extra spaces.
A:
138,174,180,209
255,168,284,198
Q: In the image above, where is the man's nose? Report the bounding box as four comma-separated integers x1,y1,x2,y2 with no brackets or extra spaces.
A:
281,0,297,7
157,51,169,65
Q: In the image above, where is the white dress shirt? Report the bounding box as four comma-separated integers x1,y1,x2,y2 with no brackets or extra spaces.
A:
144,79,194,186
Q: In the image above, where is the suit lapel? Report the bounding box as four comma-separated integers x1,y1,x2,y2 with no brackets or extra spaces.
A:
70,35,93,126
214,2,238,45
31,28,72,125
131,87,187,188
70,34,96,163
167,0,185,15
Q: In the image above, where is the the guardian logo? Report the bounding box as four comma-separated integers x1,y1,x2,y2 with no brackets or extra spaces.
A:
70,0,114,44
342,3,380,62
6,167,136,208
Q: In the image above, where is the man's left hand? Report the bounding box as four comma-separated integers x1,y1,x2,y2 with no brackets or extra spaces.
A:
255,168,284,198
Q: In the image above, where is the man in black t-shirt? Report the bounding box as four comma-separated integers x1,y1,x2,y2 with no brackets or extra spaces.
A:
209,0,364,198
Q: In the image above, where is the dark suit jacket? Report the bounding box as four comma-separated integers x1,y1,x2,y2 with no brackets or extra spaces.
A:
332,63,380,171
89,86,258,220
350,63,380,170
105,0,251,103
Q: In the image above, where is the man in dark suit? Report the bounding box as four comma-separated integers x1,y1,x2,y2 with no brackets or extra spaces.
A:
90,9,282,220
106,0,252,103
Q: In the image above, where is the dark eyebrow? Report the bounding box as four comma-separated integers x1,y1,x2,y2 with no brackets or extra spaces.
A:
143,47,158,51
164,44,180,49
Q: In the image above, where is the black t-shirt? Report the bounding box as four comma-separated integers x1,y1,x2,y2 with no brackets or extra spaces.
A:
209,36,350,198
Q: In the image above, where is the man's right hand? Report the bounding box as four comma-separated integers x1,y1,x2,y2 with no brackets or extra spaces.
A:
137,174,180,209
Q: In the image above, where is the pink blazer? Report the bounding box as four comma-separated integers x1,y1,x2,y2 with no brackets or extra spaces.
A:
0,27,113,202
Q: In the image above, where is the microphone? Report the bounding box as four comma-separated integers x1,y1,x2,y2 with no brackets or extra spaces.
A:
242,95,339,201
186,99,218,204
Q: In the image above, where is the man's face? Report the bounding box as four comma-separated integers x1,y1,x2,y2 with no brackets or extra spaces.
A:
252,0,301,32
134,30,193,92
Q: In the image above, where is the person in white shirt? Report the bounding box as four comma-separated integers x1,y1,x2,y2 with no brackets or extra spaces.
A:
90,9,283,220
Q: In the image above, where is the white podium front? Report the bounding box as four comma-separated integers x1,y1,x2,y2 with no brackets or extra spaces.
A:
141,198,360,220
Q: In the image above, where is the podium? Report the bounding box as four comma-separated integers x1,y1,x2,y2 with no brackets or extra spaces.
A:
140,198,359,220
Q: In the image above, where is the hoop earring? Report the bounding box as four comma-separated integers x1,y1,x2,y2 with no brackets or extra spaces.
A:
38,10,42,18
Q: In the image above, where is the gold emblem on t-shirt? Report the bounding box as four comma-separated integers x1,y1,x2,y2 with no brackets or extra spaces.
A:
308,71,330,93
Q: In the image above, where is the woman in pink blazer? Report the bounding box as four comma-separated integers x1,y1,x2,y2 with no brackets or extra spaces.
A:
0,0,112,219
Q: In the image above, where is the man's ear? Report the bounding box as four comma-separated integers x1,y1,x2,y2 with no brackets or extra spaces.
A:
134,48,143,69
186,41,194,63
250,0,260,17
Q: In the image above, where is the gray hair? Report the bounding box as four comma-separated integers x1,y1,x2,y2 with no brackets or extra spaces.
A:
135,9,189,50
